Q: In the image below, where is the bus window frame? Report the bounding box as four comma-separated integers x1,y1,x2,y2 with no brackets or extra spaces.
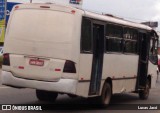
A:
105,23,140,55
80,16,158,63
105,23,123,54
149,32,158,65
80,17,93,54
123,27,138,54
80,17,106,54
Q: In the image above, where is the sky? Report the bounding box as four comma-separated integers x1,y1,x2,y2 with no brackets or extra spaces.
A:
8,0,160,30
82,0,160,31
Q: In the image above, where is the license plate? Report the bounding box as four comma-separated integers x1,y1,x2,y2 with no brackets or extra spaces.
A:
29,59,44,66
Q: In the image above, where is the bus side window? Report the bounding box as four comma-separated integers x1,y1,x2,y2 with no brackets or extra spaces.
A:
106,24,123,53
149,33,158,65
123,28,138,54
81,18,92,53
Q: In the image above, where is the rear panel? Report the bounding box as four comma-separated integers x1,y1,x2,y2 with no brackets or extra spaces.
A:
10,54,65,81
3,4,83,82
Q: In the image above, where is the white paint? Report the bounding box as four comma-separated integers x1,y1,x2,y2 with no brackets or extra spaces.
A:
7,0,83,8
0,86,10,89
2,71,78,94
7,0,160,31
79,54,93,80
7,0,30,3
9,54,65,82
2,3,157,98
102,54,139,79
6,9,74,59
148,61,157,88
84,11,152,30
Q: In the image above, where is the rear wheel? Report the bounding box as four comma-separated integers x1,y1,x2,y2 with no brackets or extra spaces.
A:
157,69,159,82
68,94,77,98
36,90,58,102
139,80,150,100
87,82,112,107
100,82,112,107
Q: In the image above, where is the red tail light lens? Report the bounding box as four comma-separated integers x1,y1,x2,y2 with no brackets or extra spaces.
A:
63,60,76,73
15,6,19,10
158,59,160,65
3,53,10,66
71,10,76,14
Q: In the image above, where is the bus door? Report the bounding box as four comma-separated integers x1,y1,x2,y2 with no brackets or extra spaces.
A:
89,23,104,95
138,33,149,89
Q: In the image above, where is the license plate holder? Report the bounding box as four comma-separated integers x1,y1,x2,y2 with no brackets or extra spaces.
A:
29,59,44,66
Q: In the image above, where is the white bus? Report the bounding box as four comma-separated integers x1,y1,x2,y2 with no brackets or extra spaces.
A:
2,3,158,106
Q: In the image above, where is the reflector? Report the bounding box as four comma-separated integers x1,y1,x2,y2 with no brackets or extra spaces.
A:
40,6,50,8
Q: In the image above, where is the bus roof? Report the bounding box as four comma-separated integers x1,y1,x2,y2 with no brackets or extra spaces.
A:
83,11,152,31
14,3,152,31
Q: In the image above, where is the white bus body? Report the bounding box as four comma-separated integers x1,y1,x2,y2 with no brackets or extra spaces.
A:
2,3,158,106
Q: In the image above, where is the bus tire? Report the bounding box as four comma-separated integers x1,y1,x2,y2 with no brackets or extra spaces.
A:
139,80,150,100
100,82,112,107
157,70,159,82
68,94,77,98
36,90,58,102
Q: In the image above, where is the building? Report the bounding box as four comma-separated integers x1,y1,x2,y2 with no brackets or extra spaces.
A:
0,0,5,45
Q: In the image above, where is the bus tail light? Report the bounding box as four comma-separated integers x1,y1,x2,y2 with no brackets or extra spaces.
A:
71,10,76,14
40,6,50,8
15,6,19,10
158,59,160,65
63,60,76,73
3,53,10,66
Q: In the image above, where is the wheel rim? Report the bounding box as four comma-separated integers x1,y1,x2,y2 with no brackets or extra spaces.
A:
144,83,149,97
103,85,111,104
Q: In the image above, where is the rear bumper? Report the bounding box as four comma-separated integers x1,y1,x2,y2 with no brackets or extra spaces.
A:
1,71,77,94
